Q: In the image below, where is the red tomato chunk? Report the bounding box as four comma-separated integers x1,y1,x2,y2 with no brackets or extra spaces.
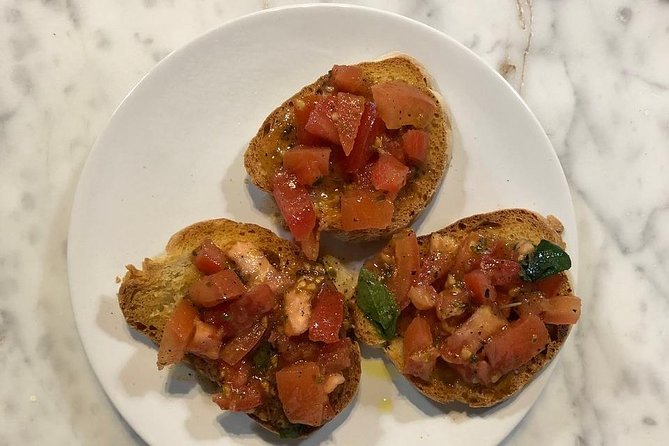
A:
283,146,331,186
276,361,328,426
331,65,365,95
193,239,227,274
402,129,429,166
334,92,365,156
157,300,198,369
464,269,497,304
440,306,506,365
482,314,550,377
541,295,581,325
403,316,438,381
371,80,437,129
388,230,420,309
189,269,247,308
305,96,340,145
340,188,393,231
342,102,382,173
186,319,225,360
200,283,276,335
318,338,353,375
309,282,345,344
371,153,409,197
220,320,267,365
272,169,317,242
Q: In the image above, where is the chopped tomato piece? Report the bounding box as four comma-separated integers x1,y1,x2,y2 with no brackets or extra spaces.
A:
371,153,410,198
220,359,251,387
294,95,324,145
276,361,328,426
440,306,506,364
435,290,470,320
186,319,225,360
342,102,382,173
213,378,264,412
407,284,437,310
188,269,247,308
283,145,331,186
464,269,497,304
403,316,438,381
331,65,365,94
541,295,581,324
335,92,365,156
388,230,420,309
534,273,567,298
299,227,320,262
193,239,227,274
479,255,521,287
382,135,405,164
272,169,317,242
482,314,550,377
309,282,344,343
220,320,267,365
318,338,353,374
305,95,340,145
276,335,321,367
157,300,198,369
371,80,437,129
340,188,393,230
402,129,429,166
200,283,276,335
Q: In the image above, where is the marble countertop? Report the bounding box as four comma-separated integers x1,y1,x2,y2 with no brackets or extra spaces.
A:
1,0,667,444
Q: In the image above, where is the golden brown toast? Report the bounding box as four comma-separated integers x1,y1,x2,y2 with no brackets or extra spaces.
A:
118,219,361,436
351,209,575,407
244,55,452,242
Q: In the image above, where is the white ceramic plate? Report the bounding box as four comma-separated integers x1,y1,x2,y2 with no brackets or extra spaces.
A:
68,4,577,446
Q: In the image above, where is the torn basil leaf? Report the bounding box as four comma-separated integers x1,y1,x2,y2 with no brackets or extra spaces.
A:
520,239,572,282
355,268,399,339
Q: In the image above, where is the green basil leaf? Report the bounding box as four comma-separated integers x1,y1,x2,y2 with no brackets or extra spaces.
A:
355,268,399,339
520,239,572,282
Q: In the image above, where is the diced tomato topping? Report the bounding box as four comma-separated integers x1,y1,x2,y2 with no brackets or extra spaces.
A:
186,319,225,360
440,306,506,364
294,95,324,146
193,239,227,274
382,136,405,164
482,314,550,377
534,273,567,298
402,129,429,166
541,295,581,324
188,269,247,308
403,316,438,381
435,290,470,320
479,255,521,287
200,283,276,334
371,153,410,198
276,335,321,367
220,359,251,388
157,300,198,369
299,227,320,262
318,338,353,374
407,284,437,310
283,146,331,186
464,269,497,304
341,102,382,173
340,188,394,231
309,282,344,344
305,96,340,145
213,378,264,412
220,320,267,365
388,230,420,309
371,80,437,129
276,361,328,426
272,169,317,242
334,92,365,156
331,65,365,94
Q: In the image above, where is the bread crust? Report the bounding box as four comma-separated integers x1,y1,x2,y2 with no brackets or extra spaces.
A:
118,218,361,435
244,55,452,242
350,209,574,407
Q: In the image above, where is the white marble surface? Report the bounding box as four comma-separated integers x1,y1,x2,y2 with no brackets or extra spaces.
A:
1,0,667,445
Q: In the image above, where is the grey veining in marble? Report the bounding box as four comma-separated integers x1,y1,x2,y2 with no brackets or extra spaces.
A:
1,0,668,445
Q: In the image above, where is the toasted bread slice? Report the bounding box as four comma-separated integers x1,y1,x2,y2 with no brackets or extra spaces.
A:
245,55,452,243
118,219,361,436
351,209,575,407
